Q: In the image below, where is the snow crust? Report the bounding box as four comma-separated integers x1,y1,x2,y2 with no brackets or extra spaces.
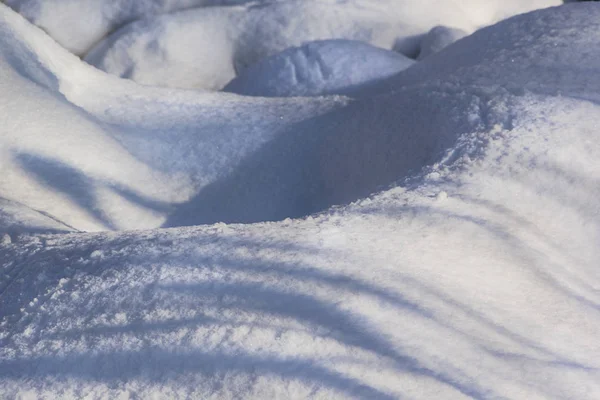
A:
1,2,600,399
224,39,415,97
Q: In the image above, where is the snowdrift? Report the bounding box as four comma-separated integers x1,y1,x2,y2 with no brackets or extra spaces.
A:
82,0,561,90
0,4,347,231
223,39,415,97
4,0,261,55
5,0,561,58
1,2,599,399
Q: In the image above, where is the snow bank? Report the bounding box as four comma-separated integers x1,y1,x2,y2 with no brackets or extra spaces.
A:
84,0,561,89
1,3,600,399
1,2,599,230
5,0,561,58
387,4,600,103
224,39,415,97
3,0,259,55
2,93,600,397
0,4,347,231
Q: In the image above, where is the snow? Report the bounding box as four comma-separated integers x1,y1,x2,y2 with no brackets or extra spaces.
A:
417,25,468,60
3,0,260,55
1,1,600,399
0,5,347,230
82,0,561,90
4,0,561,58
224,39,416,97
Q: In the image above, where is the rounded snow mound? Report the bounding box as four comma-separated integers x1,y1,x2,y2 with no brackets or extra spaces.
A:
83,0,561,90
390,2,600,101
224,40,415,97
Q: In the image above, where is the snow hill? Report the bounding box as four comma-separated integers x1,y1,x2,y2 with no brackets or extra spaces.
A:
1,1,599,399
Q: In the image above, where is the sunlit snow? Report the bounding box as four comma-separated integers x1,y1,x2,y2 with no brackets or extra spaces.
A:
1,1,599,399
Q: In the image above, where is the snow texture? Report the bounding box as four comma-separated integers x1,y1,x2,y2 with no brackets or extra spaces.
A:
1,2,600,399
82,0,561,89
3,0,261,55
224,39,415,97
4,0,562,57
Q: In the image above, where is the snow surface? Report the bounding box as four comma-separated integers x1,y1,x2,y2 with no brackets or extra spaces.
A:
82,0,561,90
224,39,415,97
3,0,260,55
417,25,468,60
1,2,600,399
4,0,561,58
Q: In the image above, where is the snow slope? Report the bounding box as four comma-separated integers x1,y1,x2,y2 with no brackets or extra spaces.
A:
1,2,600,399
223,39,415,97
417,25,468,60
0,5,347,232
3,0,261,55
83,0,561,89
5,0,561,58
2,94,600,398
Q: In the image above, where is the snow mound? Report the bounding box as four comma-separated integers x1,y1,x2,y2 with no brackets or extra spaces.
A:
168,3,600,225
417,26,468,60
3,0,260,55
1,2,600,399
0,4,346,231
84,0,561,90
2,92,600,397
223,39,415,97
389,3,600,101
0,2,598,231
6,0,561,57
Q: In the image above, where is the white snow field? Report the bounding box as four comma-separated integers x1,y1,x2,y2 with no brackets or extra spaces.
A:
1,1,600,399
